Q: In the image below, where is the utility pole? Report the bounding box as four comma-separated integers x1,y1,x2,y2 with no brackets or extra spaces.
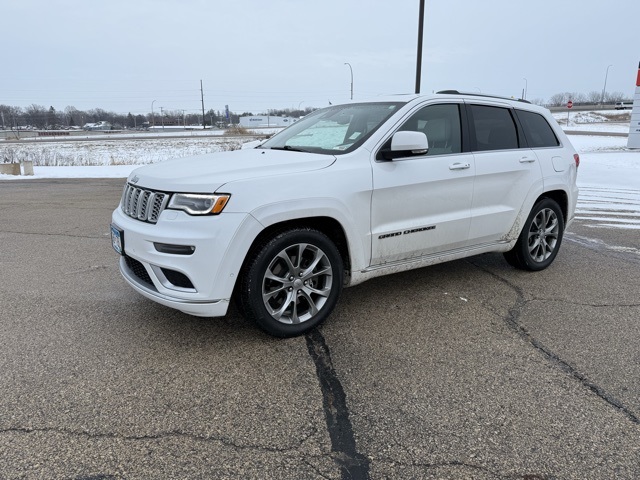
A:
415,0,425,94
160,107,165,130
200,80,206,129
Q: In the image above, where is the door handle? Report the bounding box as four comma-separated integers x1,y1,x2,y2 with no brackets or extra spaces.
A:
519,156,536,163
449,162,470,170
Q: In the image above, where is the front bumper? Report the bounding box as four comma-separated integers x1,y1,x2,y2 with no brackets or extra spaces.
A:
119,256,230,317
111,206,263,318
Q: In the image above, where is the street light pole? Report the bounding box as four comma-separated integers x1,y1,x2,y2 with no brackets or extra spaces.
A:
160,107,164,130
415,0,425,93
522,78,528,100
151,100,156,128
344,63,353,100
601,64,613,107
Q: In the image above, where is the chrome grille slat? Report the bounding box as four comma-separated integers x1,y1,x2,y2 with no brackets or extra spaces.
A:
120,183,168,224
146,192,156,221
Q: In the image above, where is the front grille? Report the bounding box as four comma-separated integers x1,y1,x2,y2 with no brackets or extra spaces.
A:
121,183,169,223
124,255,154,287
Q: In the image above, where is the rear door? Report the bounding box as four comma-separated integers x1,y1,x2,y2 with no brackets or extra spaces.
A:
466,103,543,245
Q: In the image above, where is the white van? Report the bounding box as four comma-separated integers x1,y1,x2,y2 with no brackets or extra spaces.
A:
615,102,633,110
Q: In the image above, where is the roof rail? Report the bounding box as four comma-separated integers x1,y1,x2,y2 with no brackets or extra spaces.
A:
436,90,531,104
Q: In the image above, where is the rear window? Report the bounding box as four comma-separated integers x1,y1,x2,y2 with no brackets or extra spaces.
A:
470,105,518,151
516,110,560,148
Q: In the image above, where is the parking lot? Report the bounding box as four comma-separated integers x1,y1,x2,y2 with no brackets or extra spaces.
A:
1,178,639,479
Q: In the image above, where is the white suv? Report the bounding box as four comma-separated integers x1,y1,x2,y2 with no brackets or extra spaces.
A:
111,91,579,337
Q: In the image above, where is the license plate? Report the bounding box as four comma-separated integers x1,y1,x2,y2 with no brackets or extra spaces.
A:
111,224,124,255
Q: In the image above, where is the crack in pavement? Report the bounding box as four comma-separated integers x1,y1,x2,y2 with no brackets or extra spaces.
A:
370,457,514,479
306,329,371,480
302,457,336,480
0,425,321,454
469,261,640,426
527,298,640,308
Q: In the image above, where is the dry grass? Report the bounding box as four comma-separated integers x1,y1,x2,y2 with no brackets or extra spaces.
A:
224,125,250,135
0,137,257,166
599,112,632,122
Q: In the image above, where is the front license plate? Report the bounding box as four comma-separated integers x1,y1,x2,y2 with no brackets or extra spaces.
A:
111,224,124,255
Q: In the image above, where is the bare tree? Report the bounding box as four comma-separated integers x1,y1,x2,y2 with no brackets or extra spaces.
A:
24,104,47,128
605,91,625,103
570,92,587,104
548,93,567,106
586,91,602,103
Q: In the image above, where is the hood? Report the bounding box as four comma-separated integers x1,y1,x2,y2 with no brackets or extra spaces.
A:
127,148,336,193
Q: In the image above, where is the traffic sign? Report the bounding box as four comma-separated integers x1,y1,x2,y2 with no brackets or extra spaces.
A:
567,100,573,109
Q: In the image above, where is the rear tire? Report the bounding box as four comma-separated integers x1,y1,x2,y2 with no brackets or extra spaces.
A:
504,198,564,271
238,228,343,337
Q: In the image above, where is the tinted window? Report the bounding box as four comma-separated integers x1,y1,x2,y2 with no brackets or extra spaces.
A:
470,105,518,151
398,104,461,155
516,110,560,148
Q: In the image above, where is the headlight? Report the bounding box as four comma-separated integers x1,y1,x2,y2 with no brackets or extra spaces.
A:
167,193,230,215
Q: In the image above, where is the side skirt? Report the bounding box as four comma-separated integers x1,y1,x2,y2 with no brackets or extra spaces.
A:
348,241,514,287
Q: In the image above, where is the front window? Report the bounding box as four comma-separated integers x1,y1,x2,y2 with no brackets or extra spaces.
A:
398,103,462,155
259,102,403,155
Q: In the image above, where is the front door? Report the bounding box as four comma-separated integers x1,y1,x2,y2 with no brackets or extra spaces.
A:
370,103,475,265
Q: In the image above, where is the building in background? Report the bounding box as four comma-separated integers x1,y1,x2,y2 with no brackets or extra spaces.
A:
239,116,297,128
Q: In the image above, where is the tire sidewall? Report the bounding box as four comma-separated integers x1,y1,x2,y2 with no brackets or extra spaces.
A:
245,228,343,337
518,198,565,271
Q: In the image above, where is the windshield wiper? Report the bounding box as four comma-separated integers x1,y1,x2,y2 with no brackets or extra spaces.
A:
269,145,309,153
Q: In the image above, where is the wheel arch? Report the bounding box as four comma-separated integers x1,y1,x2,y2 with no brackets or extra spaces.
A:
240,216,352,283
536,189,568,222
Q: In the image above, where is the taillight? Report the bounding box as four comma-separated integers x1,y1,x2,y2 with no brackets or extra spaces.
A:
573,153,580,168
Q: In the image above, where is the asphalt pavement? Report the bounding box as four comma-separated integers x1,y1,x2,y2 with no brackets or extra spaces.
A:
1,179,639,479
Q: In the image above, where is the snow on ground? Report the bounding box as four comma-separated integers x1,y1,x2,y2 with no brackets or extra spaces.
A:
552,109,631,132
0,136,257,167
570,135,640,230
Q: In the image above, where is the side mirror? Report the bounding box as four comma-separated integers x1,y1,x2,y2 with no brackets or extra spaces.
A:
383,131,429,160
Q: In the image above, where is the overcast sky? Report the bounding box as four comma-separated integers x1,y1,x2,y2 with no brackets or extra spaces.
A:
3,0,639,115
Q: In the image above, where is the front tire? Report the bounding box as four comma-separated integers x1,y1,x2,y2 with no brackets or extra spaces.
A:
504,198,565,271
238,228,343,337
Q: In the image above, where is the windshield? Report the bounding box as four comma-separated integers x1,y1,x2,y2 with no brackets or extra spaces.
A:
259,102,403,155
